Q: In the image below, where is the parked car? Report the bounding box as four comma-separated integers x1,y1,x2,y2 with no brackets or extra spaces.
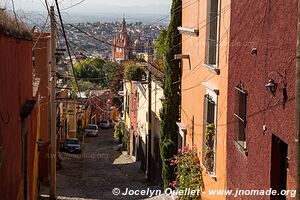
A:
109,120,115,128
85,124,99,137
63,138,81,154
99,120,110,128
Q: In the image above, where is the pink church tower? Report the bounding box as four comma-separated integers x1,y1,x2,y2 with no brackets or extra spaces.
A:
112,16,132,63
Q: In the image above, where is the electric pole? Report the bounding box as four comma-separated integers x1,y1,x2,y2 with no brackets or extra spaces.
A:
50,5,57,200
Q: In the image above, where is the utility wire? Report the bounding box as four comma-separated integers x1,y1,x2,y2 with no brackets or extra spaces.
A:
56,23,124,97
61,0,87,11
66,23,155,51
178,0,277,91
62,2,231,54
57,0,204,51
171,3,237,84
55,0,81,97
148,0,199,27
55,1,230,98
167,3,231,54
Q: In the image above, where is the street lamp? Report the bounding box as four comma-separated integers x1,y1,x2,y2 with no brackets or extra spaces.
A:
265,79,278,96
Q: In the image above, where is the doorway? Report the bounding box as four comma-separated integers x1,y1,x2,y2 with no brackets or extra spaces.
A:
270,134,288,200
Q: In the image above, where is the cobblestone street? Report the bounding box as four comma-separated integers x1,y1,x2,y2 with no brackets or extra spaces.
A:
40,128,173,200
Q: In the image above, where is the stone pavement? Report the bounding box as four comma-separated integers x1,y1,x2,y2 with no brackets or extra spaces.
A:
39,128,175,200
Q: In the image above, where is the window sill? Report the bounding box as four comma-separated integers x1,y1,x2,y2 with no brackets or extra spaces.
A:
200,162,217,181
234,140,248,156
203,63,220,75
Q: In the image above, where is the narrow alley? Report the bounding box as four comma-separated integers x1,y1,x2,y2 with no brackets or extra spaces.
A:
40,128,166,200
1,0,299,199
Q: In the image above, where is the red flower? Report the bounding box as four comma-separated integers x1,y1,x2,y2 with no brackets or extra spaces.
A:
169,180,177,188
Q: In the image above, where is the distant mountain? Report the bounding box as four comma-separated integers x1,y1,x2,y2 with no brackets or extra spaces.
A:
15,3,171,15
16,4,171,25
62,12,170,24
69,4,171,15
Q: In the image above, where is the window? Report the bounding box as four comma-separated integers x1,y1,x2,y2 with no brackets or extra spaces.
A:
205,0,219,66
234,84,247,149
202,93,216,175
176,122,187,150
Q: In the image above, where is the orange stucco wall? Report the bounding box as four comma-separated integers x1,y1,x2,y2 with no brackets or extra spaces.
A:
181,0,231,199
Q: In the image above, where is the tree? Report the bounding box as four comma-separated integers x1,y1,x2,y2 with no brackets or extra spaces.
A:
154,28,168,70
124,62,145,81
102,61,120,88
74,58,104,85
160,0,182,189
73,58,121,89
154,28,168,60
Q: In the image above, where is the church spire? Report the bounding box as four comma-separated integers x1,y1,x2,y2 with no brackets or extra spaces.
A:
120,14,127,33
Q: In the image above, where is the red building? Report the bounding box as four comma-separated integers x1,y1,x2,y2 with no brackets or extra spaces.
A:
89,90,112,124
112,17,132,63
0,13,37,200
227,1,297,199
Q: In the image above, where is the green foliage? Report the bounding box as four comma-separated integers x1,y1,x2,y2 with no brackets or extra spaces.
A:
69,58,121,94
103,62,121,88
121,124,130,152
155,28,168,60
78,80,98,96
203,123,215,172
124,62,145,81
73,58,120,88
74,58,105,85
154,28,168,70
170,146,203,200
67,78,98,98
113,122,122,140
160,0,182,189
67,78,78,99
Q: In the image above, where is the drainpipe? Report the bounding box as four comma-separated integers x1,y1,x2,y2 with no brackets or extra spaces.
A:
296,0,300,198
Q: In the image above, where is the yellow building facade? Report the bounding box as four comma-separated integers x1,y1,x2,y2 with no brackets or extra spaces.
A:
123,81,132,153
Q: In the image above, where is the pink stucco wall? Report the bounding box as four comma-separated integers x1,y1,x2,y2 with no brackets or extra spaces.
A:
227,1,297,199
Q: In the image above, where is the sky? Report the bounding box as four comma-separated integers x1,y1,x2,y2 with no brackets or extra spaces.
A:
3,0,171,14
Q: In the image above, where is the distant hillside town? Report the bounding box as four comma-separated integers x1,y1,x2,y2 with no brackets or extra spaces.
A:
57,18,165,61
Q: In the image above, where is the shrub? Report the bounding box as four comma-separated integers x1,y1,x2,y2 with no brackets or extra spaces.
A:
113,122,121,141
160,0,181,189
170,146,203,200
